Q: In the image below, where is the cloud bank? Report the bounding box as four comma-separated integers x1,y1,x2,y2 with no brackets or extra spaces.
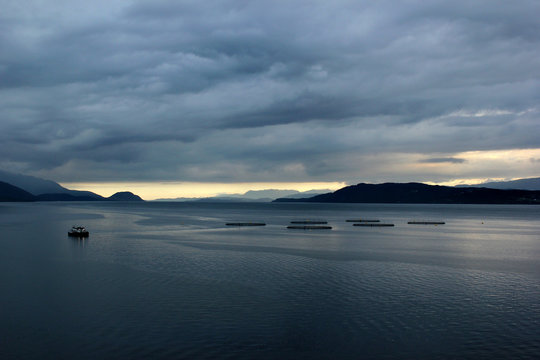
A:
1,0,539,184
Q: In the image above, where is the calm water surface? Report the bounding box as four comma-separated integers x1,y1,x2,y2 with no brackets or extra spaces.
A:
1,202,539,359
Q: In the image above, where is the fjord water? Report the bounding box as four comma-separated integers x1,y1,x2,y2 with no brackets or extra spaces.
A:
1,202,539,359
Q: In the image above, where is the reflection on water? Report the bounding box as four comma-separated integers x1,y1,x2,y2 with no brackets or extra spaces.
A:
70,236,89,248
0,202,539,359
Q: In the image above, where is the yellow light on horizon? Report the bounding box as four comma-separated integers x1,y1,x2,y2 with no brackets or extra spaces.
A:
59,148,540,199
59,181,347,200
425,178,508,187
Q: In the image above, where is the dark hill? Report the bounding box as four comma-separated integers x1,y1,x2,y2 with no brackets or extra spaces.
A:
0,169,103,198
107,192,144,201
274,182,540,204
0,181,37,202
37,191,143,201
36,193,103,201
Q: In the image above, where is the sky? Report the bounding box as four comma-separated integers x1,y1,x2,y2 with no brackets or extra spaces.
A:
1,0,539,199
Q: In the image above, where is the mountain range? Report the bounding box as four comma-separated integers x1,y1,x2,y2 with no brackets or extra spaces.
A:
0,170,143,202
155,189,332,202
274,182,540,204
2,169,539,204
0,169,104,198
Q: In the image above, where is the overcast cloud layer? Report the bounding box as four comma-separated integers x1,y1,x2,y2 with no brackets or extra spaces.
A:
1,0,539,184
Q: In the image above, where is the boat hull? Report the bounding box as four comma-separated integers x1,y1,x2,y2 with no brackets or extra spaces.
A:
68,231,89,237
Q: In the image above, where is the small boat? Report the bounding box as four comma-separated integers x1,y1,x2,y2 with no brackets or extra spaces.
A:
68,226,89,237
353,223,394,227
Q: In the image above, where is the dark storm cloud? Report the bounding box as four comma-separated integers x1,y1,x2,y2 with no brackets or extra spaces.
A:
1,0,539,182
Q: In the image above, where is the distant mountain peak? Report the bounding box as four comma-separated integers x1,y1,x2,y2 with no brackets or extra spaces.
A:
153,189,332,202
108,191,144,201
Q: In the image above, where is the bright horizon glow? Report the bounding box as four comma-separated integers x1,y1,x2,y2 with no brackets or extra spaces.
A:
426,178,508,187
418,148,540,186
58,148,540,200
60,181,347,200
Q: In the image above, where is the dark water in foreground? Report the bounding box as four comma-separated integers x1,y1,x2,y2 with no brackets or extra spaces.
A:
1,202,539,359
